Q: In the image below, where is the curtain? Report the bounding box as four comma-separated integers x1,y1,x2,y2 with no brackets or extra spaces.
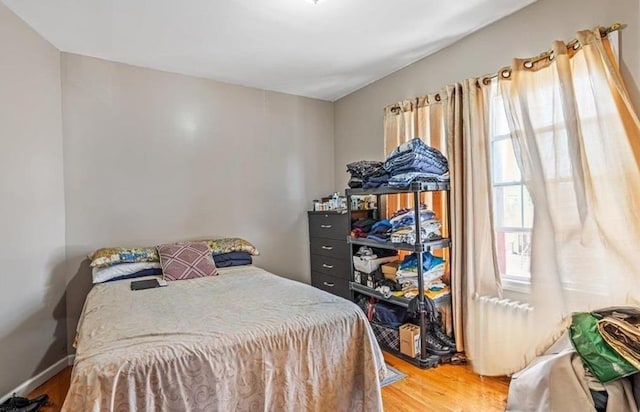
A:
382,91,460,344
458,78,506,371
383,95,447,220
462,29,640,375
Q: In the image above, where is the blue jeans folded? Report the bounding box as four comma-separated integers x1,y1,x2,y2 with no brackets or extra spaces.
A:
388,171,450,188
384,138,449,175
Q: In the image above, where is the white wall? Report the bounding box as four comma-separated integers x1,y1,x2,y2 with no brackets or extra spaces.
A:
0,3,66,396
61,53,335,351
334,0,640,189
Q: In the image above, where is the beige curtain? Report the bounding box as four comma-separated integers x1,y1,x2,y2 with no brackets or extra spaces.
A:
382,90,462,349
488,28,640,373
457,27,640,377
380,27,640,377
458,78,506,370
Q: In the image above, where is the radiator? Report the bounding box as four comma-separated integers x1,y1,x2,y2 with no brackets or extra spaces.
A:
469,296,535,376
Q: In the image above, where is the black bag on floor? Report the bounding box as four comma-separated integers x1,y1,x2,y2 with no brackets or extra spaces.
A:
0,394,49,412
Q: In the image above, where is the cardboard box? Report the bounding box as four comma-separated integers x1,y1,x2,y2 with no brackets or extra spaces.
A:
399,323,421,358
381,261,399,280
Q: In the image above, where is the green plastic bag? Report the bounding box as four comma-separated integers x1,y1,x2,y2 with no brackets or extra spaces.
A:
569,312,638,383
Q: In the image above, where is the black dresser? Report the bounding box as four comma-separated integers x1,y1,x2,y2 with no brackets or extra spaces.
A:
307,211,350,299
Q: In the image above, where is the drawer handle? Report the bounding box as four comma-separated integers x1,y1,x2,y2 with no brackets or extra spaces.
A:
320,224,332,228
322,264,334,269
321,245,334,250
323,281,335,287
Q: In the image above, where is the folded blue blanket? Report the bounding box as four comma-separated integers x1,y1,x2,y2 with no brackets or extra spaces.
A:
213,252,253,267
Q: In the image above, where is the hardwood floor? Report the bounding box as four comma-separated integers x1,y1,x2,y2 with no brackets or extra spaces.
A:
27,353,509,411
381,352,510,411
27,367,71,411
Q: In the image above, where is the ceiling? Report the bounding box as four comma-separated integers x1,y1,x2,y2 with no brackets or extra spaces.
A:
3,0,536,101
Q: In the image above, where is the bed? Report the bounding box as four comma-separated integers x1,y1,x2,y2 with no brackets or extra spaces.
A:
62,265,386,411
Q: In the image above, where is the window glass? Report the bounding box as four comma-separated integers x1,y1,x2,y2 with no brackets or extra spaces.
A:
494,185,523,228
492,139,522,184
490,95,532,282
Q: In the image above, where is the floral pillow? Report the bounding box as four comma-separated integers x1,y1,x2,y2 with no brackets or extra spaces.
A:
204,238,260,256
157,241,218,281
89,247,159,268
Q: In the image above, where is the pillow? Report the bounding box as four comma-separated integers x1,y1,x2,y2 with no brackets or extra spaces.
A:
157,241,218,281
107,268,163,283
89,247,158,268
92,261,162,284
204,238,260,256
212,252,253,268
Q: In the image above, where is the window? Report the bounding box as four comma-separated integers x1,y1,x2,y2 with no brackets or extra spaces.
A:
486,33,621,292
490,95,533,287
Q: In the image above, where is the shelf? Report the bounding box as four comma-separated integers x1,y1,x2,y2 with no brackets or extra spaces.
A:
350,282,451,308
380,344,443,369
347,236,451,252
351,282,411,307
346,178,454,371
345,181,450,196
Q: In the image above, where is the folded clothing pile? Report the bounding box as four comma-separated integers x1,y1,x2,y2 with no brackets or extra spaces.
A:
211,251,253,268
351,218,395,242
346,160,384,189
88,237,259,284
395,252,446,292
389,207,442,245
570,307,640,385
366,220,392,242
383,138,449,188
597,308,640,371
362,167,391,189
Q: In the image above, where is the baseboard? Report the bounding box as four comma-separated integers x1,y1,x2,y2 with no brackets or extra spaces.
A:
1,355,74,403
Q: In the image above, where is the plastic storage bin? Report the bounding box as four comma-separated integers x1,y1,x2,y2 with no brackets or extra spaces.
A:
353,255,398,274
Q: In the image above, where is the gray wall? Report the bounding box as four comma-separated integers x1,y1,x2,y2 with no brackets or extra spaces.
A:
334,0,640,189
0,3,66,396
61,53,335,351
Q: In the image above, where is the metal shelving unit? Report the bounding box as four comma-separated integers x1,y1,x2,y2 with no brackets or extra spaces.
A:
346,182,452,369
348,236,451,252
350,282,451,308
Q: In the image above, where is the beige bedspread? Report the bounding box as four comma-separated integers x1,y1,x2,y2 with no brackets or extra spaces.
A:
62,266,385,412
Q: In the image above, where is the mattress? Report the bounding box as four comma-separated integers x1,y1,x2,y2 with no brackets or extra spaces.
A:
62,265,385,411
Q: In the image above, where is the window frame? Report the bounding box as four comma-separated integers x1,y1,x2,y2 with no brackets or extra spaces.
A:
490,121,533,292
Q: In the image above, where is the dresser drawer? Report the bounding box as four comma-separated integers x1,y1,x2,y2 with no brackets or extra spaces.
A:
310,254,349,279
311,271,350,299
308,213,349,240
309,238,348,259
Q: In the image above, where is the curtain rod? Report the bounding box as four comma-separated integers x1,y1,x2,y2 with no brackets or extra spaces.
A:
387,23,626,113
482,23,625,84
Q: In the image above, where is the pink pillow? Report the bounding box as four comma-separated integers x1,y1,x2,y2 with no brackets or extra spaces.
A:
157,241,218,281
